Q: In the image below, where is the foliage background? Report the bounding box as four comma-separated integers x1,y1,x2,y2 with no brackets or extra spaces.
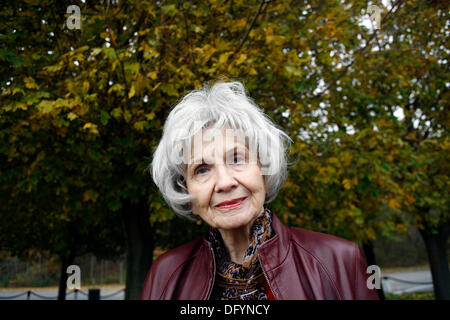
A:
0,0,448,299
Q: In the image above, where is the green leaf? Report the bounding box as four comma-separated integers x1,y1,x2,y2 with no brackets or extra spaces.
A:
111,107,122,119
100,110,111,126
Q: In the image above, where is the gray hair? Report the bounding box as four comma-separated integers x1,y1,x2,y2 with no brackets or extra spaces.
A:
151,80,292,219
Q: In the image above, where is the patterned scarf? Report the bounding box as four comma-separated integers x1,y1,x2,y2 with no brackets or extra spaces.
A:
206,207,273,300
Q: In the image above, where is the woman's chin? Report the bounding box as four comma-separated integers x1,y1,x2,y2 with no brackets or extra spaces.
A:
212,209,256,231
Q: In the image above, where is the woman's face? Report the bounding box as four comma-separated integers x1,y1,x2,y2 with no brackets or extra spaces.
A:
184,127,266,231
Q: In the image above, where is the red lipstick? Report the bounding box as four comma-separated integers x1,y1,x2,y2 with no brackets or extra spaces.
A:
214,197,247,209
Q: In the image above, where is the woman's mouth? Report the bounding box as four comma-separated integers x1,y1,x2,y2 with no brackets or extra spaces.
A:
214,197,247,210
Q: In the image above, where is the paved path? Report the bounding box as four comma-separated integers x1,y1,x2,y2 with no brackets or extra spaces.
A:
381,268,433,294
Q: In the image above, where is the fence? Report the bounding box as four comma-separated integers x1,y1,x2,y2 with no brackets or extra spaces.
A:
0,251,126,288
0,276,434,299
0,270,434,300
0,288,125,300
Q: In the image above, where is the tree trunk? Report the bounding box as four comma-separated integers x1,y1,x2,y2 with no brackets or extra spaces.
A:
362,240,385,300
57,250,76,301
121,199,154,300
418,220,450,300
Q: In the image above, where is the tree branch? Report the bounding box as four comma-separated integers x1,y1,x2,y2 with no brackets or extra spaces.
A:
229,0,271,60
103,1,130,102
312,0,404,98
121,11,149,48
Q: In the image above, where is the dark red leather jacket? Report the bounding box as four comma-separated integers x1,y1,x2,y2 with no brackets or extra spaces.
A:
141,212,379,300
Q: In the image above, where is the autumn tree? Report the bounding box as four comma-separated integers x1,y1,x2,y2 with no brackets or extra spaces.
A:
330,0,449,299
275,0,449,298
1,0,448,300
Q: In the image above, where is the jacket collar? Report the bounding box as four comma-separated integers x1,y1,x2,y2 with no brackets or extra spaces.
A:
199,209,291,300
257,209,291,272
202,208,291,271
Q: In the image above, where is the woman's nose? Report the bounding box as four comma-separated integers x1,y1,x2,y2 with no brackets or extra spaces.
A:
214,165,238,193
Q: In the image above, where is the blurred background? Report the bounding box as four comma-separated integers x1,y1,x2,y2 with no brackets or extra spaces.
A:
0,0,448,300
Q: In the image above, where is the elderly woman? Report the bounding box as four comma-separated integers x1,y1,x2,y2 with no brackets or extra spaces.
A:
141,81,379,300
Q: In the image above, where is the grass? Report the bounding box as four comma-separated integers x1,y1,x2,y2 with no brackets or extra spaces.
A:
385,291,435,300
381,264,430,273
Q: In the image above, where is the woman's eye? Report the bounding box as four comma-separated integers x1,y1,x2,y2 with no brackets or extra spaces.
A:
195,165,208,175
233,155,245,164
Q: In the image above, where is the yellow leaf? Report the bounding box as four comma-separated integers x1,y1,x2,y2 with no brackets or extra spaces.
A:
147,71,158,80
266,35,285,46
236,53,247,65
145,112,155,120
83,80,90,92
152,82,161,92
128,85,135,99
388,198,400,210
24,77,39,89
193,26,203,33
328,157,340,166
38,100,55,114
406,132,417,141
43,65,63,73
82,122,99,135
92,48,102,56
235,18,247,28
123,109,132,122
36,151,46,162
342,152,352,165
67,112,78,120
13,102,27,111
406,194,415,205
219,52,232,64
342,179,352,190
368,137,377,149
134,121,146,131
265,26,274,36
396,224,407,233
283,181,293,188
366,228,376,240
83,189,99,202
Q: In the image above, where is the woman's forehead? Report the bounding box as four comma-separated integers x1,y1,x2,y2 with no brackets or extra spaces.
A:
186,127,252,164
